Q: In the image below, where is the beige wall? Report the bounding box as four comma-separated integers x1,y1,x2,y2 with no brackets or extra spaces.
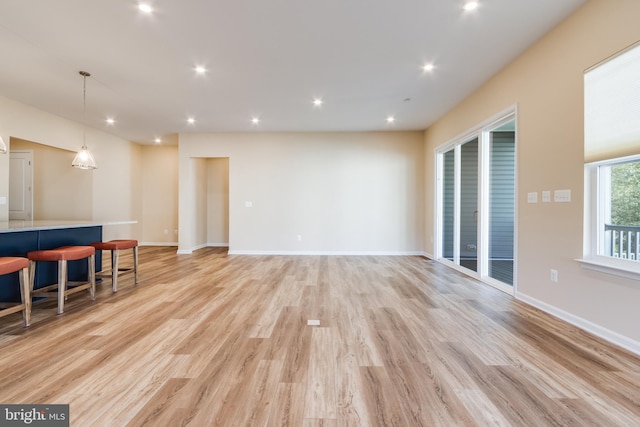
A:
9,138,92,220
0,94,141,240
423,0,640,347
193,158,208,248
179,132,424,254
141,145,179,244
207,158,230,246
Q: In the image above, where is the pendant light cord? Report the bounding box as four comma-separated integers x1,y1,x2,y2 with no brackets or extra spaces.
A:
79,71,91,150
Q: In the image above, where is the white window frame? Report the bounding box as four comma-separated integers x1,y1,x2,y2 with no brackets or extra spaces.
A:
581,154,640,280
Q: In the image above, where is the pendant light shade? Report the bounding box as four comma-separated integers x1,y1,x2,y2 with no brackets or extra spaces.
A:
72,71,97,169
0,136,7,154
72,146,97,169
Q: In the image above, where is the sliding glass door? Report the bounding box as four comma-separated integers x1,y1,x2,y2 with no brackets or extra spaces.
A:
488,124,515,285
442,149,455,262
437,113,516,291
460,138,479,273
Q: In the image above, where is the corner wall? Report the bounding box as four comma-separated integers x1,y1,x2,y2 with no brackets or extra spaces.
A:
423,0,640,349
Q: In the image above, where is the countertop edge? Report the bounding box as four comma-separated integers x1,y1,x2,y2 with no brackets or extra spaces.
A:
0,220,137,233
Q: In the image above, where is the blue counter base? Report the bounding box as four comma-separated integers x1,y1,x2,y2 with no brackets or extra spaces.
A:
0,226,102,302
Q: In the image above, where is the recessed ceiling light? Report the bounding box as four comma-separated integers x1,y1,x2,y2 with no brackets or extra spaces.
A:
386,116,395,124
154,137,162,144
194,65,207,75
251,117,260,125
106,118,115,125
422,63,435,72
187,117,195,124
463,1,479,12
312,98,323,107
138,3,153,14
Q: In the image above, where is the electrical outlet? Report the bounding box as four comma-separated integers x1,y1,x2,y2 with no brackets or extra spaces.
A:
550,269,558,283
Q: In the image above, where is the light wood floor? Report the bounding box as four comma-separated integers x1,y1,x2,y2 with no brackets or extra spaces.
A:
0,247,639,426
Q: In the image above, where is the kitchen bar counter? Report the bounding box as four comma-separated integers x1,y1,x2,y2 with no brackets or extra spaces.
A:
0,220,135,302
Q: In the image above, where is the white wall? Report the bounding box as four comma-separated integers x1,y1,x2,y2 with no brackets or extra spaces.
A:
0,94,141,240
179,132,424,254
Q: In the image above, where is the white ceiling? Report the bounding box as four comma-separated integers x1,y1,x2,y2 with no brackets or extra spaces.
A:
0,0,586,144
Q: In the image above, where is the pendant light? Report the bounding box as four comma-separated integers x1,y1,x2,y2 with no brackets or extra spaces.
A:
72,71,98,169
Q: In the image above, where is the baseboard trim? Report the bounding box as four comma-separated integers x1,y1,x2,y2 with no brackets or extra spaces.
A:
140,242,178,247
517,292,640,356
227,250,425,256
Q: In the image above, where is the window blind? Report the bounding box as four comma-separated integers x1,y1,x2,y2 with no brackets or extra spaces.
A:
585,41,640,163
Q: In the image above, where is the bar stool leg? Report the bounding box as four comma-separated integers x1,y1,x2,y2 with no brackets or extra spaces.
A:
19,266,31,327
58,260,67,314
89,254,96,300
112,249,120,292
133,246,138,285
29,260,36,293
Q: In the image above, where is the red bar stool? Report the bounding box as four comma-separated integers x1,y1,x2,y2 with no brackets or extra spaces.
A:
0,257,31,326
27,246,96,314
90,240,138,292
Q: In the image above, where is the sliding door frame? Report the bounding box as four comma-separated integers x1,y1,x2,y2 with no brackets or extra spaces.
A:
434,106,518,295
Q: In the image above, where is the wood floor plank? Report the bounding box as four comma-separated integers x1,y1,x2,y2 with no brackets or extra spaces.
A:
0,247,638,426
359,366,409,426
268,383,306,427
124,378,191,427
454,389,512,427
304,327,337,420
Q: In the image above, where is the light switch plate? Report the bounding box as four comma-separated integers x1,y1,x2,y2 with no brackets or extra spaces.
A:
527,192,538,203
244,201,253,208
542,191,551,203
554,189,571,203
0,196,6,205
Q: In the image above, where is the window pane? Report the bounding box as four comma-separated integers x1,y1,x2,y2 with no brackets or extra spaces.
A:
602,160,640,260
442,149,454,261
489,127,515,285
460,138,478,272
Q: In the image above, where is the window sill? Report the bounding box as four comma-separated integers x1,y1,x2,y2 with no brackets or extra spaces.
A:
576,258,640,281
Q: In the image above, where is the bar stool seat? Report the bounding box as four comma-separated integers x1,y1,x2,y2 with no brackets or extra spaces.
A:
28,246,96,314
90,240,138,292
0,257,31,326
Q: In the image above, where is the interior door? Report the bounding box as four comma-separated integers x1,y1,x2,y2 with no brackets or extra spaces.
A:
9,151,33,220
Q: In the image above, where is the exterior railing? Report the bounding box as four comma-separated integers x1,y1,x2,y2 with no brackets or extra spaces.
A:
604,224,640,261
